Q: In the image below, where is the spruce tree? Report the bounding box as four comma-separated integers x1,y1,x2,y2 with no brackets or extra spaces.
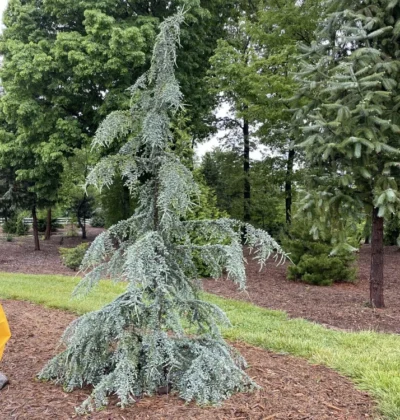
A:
39,11,285,411
293,0,400,308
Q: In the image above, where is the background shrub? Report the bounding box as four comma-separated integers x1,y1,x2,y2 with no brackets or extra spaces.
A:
90,210,105,228
284,221,356,286
187,179,229,277
3,213,29,236
59,243,89,271
384,215,400,246
37,218,61,233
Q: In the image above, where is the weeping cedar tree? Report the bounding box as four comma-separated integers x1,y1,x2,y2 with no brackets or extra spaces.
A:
39,12,286,411
292,0,400,308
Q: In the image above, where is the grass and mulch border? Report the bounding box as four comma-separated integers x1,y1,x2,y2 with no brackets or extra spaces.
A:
1,272,399,418
1,299,373,419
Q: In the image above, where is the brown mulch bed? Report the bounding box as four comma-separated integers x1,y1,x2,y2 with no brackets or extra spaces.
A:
0,300,374,419
203,246,400,334
0,229,399,334
0,227,104,276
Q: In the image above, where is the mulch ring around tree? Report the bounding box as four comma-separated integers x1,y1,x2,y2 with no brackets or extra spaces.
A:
0,300,374,419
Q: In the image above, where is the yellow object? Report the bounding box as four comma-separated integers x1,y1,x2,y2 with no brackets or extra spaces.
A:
0,304,11,361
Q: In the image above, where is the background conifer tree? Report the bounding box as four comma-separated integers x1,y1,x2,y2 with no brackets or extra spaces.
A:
39,11,285,411
293,0,400,307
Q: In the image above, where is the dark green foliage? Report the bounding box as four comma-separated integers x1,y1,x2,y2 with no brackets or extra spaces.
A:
15,217,29,236
59,243,89,271
200,150,286,233
287,254,355,286
68,195,94,223
201,150,243,220
100,175,136,228
90,210,105,228
37,218,61,233
284,222,356,286
2,214,29,236
187,177,229,277
67,194,95,239
292,0,400,306
384,216,400,246
2,219,16,235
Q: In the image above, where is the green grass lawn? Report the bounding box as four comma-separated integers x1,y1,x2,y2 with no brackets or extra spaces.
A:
1,272,399,419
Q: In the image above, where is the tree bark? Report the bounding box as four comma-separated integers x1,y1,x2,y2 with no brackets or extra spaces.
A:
82,219,87,240
44,208,52,240
77,214,87,240
285,148,295,225
32,206,40,251
77,195,87,240
370,207,384,308
243,117,251,223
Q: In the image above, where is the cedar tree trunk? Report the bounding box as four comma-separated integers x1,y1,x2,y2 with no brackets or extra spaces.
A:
44,208,52,240
370,207,384,308
32,206,40,251
243,117,250,223
285,148,295,225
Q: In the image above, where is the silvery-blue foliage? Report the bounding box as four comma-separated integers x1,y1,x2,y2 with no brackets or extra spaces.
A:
39,10,286,412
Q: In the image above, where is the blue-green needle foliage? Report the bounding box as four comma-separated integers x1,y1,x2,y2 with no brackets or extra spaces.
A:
39,11,286,412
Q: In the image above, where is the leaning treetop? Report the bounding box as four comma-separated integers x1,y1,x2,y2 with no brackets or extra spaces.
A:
39,10,286,412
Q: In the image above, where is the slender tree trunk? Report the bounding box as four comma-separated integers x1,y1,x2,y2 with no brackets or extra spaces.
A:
44,208,52,240
370,207,384,308
77,215,87,240
32,206,40,251
77,195,88,240
243,117,251,223
285,148,295,225
82,218,87,240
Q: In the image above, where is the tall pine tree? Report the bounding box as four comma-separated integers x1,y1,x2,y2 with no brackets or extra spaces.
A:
293,0,400,307
39,11,285,411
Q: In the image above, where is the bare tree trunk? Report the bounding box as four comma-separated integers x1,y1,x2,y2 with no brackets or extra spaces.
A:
82,218,87,240
243,117,251,223
44,208,52,240
32,206,40,251
77,195,88,240
285,148,295,225
370,207,384,308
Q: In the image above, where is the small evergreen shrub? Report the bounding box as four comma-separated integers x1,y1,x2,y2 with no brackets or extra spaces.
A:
284,222,356,286
2,219,15,234
90,212,105,228
65,217,79,237
59,243,89,271
37,218,61,233
384,215,400,246
2,214,29,236
287,254,355,286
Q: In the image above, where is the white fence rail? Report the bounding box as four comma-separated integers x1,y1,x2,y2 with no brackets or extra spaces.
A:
0,217,91,225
